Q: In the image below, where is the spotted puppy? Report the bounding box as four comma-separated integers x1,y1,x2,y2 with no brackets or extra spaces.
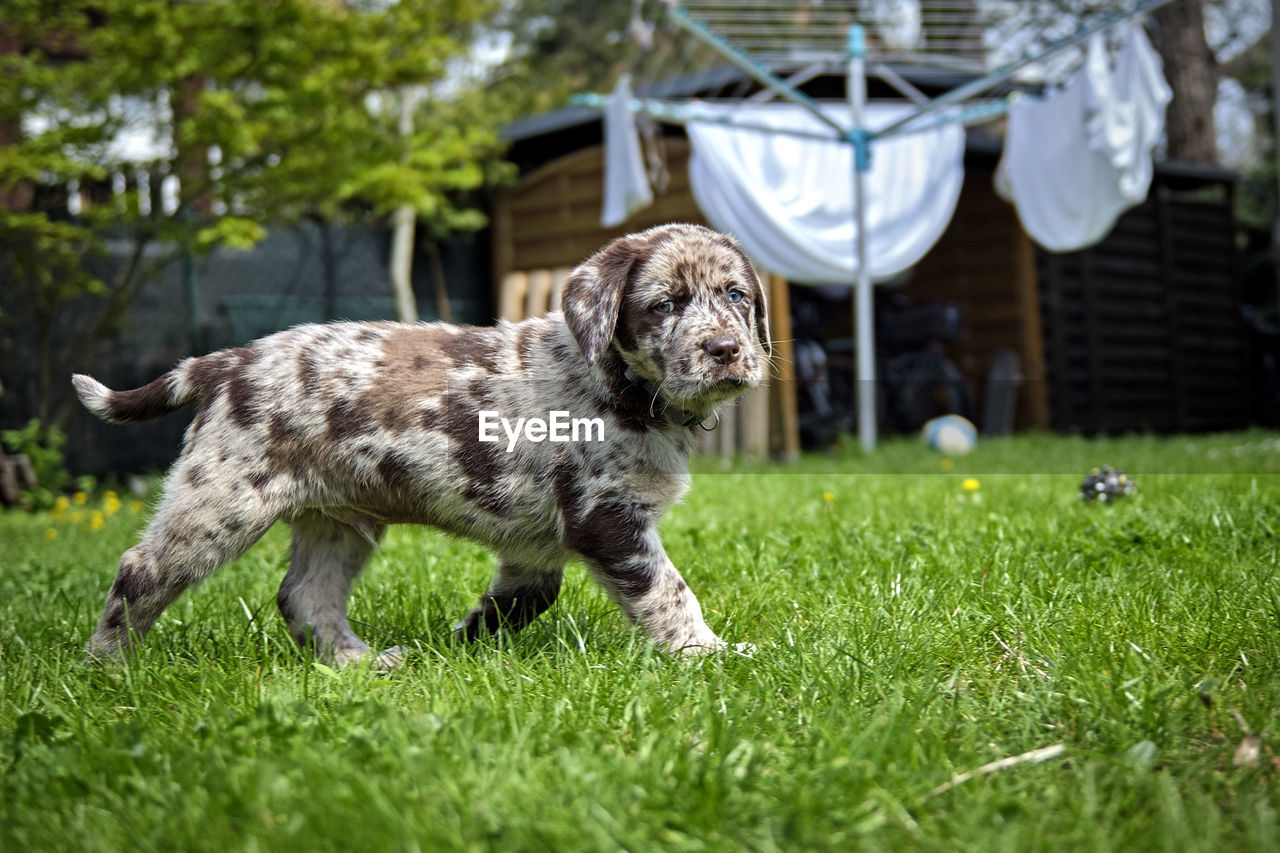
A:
73,223,769,665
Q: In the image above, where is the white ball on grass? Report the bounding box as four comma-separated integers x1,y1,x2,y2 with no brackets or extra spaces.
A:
922,414,977,456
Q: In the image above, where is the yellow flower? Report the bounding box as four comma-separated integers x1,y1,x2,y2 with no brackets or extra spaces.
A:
822,491,835,503
962,478,980,493
104,492,122,516
90,511,105,531
45,528,58,541
54,495,70,512
129,500,145,513
73,491,88,506
940,458,954,470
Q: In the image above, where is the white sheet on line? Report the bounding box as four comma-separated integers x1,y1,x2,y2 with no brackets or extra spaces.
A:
684,102,966,285
995,24,1172,253
600,74,653,228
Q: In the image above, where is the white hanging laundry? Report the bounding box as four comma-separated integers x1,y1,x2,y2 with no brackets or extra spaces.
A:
684,102,965,285
600,74,653,228
1106,22,1173,199
995,24,1172,253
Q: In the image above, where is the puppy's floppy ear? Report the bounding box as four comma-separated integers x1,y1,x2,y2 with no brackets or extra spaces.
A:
747,265,772,355
562,235,644,365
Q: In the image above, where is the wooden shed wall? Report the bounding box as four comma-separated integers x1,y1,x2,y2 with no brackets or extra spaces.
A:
1037,178,1249,433
492,140,705,285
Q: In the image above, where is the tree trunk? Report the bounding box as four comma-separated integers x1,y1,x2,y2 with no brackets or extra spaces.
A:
426,238,453,324
172,75,212,214
389,87,418,323
389,206,418,323
1150,0,1219,164
1272,0,1280,308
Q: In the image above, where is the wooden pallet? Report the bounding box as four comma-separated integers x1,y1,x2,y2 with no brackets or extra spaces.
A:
1,453,36,506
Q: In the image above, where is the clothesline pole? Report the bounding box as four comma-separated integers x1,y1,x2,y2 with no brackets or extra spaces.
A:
848,24,876,453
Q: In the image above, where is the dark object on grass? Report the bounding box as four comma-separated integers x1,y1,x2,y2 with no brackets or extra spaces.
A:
1079,465,1136,502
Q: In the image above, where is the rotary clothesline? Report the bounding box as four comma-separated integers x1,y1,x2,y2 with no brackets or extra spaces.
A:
576,0,1178,450
594,20,1171,266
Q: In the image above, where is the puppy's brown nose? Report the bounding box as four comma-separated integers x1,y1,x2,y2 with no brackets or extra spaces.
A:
704,335,742,364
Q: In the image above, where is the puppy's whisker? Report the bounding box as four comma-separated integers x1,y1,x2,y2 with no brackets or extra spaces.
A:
759,352,787,379
648,375,673,419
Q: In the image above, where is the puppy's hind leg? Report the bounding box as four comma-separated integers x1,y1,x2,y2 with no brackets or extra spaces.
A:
277,511,385,666
88,465,278,661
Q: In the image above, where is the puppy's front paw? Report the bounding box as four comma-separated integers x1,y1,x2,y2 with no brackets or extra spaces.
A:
375,645,408,670
675,637,755,657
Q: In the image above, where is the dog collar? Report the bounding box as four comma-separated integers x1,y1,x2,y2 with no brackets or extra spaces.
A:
622,366,719,430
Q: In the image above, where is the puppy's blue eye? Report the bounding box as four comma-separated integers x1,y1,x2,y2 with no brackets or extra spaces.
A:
654,299,676,314
727,289,745,304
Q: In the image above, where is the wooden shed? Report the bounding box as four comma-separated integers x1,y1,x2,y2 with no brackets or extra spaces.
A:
493,67,1249,445
1034,162,1248,433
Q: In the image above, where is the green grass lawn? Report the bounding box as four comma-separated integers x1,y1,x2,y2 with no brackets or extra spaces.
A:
3,431,1279,851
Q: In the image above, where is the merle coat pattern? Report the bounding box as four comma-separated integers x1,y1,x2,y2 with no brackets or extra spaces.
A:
73,224,769,664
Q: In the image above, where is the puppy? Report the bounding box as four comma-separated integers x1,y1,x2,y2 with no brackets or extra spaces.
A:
73,223,769,664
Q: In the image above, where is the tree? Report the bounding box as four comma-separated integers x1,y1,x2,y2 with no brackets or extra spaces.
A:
1149,0,1219,163
493,0,639,115
0,0,512,429
985,0,1271,166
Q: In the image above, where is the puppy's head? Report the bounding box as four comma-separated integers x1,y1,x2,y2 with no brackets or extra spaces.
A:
563,224,770,413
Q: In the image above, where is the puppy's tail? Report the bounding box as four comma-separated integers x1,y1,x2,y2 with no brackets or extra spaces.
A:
72,359,204,424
